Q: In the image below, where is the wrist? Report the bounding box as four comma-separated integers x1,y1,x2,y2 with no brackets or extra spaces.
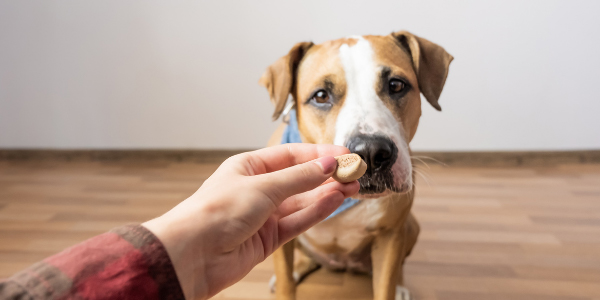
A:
142,213,209,300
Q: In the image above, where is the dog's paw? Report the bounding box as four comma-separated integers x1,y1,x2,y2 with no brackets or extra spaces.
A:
269,273,301,293
395,286,413,300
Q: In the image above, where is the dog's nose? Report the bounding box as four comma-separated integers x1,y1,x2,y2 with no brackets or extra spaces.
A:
347,135,398,173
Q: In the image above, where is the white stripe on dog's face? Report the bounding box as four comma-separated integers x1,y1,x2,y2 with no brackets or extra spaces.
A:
334,37,412,196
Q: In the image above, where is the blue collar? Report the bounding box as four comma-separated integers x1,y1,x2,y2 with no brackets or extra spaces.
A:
281,110,360,220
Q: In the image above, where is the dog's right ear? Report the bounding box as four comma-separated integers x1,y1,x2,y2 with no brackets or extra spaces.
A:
259,42,313,121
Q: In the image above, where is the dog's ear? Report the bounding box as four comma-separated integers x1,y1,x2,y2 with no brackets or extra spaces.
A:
391,31,453,111
259,41,313,120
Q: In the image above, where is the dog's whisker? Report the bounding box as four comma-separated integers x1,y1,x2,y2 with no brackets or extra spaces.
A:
416,166,438,187
411,155,447,167
411,157,431,169
413,169,432,187
417,165,437,184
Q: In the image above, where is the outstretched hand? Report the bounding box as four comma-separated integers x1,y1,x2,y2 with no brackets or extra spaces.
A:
143,144,360,300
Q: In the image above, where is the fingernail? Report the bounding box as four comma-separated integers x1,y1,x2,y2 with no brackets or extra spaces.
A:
315,156,337,175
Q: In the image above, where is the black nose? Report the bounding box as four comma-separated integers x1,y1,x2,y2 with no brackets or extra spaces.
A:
346,135,398,173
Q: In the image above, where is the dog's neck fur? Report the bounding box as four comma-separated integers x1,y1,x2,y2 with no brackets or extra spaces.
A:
298,183,415,272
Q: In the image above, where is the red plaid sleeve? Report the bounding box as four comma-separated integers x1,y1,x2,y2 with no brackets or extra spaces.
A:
0,224,185,300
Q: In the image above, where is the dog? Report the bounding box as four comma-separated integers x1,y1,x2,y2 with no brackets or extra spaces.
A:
260,31,452,300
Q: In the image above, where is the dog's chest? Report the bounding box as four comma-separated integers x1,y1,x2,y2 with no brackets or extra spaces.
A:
298,196,404,272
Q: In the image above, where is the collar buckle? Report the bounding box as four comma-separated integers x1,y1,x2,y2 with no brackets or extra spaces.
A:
281,99,295,124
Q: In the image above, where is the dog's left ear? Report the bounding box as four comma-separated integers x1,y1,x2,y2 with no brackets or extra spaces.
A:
259,42,314,120
391,31,453,111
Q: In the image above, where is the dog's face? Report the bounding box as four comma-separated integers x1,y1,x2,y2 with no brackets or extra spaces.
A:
261,31,452,199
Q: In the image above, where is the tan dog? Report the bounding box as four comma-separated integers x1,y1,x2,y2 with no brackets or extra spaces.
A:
260,31,452,300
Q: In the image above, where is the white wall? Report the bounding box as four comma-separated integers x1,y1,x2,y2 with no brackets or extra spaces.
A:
1,0,599,151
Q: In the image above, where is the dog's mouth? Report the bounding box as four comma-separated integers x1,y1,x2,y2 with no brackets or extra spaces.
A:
356,172,408,198
353,160,413,199
356,184,411,200
358,180,395,194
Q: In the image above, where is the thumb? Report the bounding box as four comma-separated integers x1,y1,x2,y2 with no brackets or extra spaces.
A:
255,156,338,206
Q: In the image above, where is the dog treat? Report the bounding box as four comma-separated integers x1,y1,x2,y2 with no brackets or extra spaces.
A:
332,154,367,183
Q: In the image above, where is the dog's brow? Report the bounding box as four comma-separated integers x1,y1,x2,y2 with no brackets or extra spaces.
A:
379,66,392,82
323,78,334,92
381,66,392,77
378,66,411,86
379,67,392,89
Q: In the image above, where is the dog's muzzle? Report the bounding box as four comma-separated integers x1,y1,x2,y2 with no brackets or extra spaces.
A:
346,134,399,194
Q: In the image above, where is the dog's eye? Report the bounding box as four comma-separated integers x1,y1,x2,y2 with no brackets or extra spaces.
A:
389,79,406,94
312,90,330,104
308,89,333,109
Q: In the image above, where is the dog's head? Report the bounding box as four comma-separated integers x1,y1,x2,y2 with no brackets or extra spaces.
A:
260,31,452,199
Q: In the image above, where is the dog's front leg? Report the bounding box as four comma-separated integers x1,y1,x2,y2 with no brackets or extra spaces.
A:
273,239,296,300
372,228,407,300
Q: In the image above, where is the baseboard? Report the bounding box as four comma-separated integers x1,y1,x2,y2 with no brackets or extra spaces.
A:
1,149,599,166
0,149,252,164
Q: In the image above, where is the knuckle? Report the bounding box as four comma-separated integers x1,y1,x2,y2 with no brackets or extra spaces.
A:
298,164,314,182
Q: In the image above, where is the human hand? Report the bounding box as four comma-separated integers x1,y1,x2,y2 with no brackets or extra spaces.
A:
142,144,360,300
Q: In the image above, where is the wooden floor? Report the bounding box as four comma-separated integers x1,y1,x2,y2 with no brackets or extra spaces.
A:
1,160,600,299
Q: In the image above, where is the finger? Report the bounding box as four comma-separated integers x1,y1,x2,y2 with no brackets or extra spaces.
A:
254,156,338,206
238,144,350,175
277,181,360,244
320,177,337,186
277,181,359,217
